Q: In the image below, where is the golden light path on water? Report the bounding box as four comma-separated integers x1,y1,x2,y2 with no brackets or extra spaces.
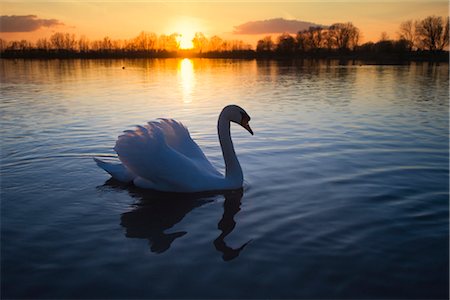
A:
178,58,195,104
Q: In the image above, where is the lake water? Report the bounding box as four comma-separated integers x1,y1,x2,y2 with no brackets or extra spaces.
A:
1,58,448,299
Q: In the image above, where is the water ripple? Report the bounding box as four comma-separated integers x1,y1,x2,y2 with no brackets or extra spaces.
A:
1,59,448,299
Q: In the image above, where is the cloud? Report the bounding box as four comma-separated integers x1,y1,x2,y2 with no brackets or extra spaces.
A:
0,15,64,32
233,18,325,35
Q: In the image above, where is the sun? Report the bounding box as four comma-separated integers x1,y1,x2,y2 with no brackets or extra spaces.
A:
167,17,203,50
178,33,194,49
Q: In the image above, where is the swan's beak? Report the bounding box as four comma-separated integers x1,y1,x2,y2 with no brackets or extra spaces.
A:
241,122,254,135
240,112,253,135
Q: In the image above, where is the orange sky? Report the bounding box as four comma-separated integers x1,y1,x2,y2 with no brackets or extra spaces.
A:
1,1,448,47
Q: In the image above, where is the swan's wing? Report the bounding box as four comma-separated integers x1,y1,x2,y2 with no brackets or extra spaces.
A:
152,119,220,175
114,121,222,192
157,119,211,160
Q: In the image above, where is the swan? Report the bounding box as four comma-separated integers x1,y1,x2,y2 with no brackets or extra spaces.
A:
94,105,253,193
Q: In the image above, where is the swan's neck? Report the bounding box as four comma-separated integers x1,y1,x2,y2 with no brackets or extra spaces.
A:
218,114,243,186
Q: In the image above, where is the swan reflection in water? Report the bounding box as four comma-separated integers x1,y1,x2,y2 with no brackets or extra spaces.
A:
101,179,250,260
213,190,251,261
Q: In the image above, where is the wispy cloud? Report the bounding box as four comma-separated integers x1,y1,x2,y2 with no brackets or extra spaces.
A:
0,15,64,32
233,18,325,35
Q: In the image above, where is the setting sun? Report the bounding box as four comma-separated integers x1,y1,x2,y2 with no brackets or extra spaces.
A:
167,17,203,50
178,34,194,49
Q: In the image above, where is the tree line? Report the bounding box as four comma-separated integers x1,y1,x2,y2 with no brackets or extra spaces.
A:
0,31,253,58
256,16,448,59
0,15,448,61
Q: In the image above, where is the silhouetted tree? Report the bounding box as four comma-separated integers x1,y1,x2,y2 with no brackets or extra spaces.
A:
328,22,360,51
157,34,179,52
167,33,180,51
0,18,448,61
78,35,90,52
357,42,375,53
324,29,334,50
133,31,157,51
90,39,101,51
0,38,6,52
256,36,275,52
50,32,65,50
100,36,112,51
7,40,32,51
48,32,75,51
209,35,224,52
36,38,50,50
295,31,307,52
230,40,251,51
398,20,416,50
192,32,208,53
415,16,449,51
374,40,394,53
307,26,325,51
276,33,295,54
64,33,77,51
379,32,389,42
296,26,327,52
393,39,410,53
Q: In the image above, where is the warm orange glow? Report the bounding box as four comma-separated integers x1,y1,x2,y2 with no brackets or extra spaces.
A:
178,34,194,49
168,17,202,49
178,58,195,103
0,2,447,45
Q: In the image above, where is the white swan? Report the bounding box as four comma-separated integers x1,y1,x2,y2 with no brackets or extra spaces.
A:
94,105,253,192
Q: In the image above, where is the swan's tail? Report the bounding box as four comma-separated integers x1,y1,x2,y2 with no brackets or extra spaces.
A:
94,158,135,183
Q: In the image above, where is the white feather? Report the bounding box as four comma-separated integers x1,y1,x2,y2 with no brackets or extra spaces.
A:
93,158,135,183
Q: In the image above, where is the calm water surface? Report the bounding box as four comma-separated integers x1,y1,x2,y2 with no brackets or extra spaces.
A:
1,59,448,299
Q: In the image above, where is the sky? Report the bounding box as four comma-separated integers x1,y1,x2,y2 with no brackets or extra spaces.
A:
0,1,448,47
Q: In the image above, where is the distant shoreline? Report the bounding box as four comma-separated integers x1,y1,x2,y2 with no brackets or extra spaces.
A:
1,50,449,64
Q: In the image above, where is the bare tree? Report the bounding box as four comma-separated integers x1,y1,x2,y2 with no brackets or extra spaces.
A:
296,30,309,52
307,26,325,50
324,30,334,50
295,31,307,52
158,33,179,52
50,32,65,50
63,33,77,51
209,35,224,52
192,32,208,53
328,22,360,50
415,16,449,50
36,38,50,50
7,40,32,51
111,39,124,51
379,32,389,41
398,20,416,50
221,40,231,51
276,33,296,53
256,36,275,52
101,36,113,51
230,39,251,51
0,38,6,52
90,40,101,51
78,35,90,52
48,32,76,51
132,31,157,51
167,33,180,51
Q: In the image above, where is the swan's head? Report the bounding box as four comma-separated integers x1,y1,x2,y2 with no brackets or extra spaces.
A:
222,105,253,135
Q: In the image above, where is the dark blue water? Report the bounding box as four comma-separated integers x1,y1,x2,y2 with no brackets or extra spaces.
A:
1,59,448,299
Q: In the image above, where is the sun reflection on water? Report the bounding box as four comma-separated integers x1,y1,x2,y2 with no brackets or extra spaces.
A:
178,58,195,104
